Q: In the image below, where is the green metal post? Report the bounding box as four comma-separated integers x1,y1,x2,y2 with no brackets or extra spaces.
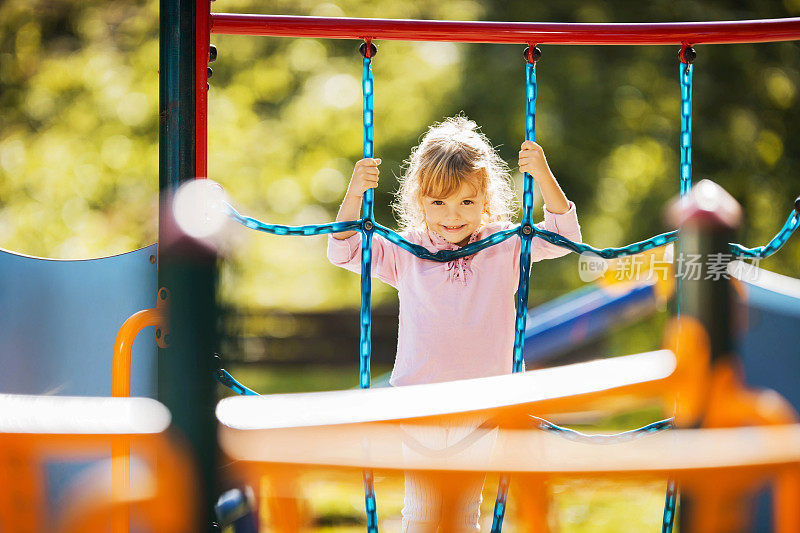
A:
159,0,219,530
667,180,741,367
667,179,743,533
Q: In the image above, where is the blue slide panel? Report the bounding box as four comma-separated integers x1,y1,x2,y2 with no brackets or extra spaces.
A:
0,245,158,397
524,282,659,365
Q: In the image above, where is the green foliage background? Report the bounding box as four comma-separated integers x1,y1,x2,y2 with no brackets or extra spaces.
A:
2,0,799,331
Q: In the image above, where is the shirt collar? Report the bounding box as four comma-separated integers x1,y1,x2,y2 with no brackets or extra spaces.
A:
425,225,482,251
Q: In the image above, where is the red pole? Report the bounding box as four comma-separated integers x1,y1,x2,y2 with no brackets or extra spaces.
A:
196,0,210,179
209,14,800,44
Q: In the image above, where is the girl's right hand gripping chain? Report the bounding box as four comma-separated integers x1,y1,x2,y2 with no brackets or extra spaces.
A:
333,158,382,239
347,158,382,199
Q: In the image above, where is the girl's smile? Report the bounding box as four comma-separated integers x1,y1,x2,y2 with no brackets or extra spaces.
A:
422,182,487,247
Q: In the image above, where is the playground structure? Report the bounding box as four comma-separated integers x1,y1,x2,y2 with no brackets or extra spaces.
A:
216,179,800,533
1,3,800,532
0,395,196,532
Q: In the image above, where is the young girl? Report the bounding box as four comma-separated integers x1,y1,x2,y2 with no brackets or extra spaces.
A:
327,116,582,532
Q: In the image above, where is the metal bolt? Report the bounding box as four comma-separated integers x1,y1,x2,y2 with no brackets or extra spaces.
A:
359,41,378,59
681,46,697,64
522,224,533,235
363,220,374,231
523,45,542,63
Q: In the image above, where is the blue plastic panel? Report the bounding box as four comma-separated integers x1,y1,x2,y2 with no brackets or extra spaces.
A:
734,272,800,533
524,282,658,365
737,275,800,409
0,245,158,398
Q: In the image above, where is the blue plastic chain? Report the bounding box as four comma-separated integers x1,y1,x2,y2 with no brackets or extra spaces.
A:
363,469,379,532
680,61,693,196
531,417,677,533
662,479,678,533
514,58,538,373
533,417,673,444
360,52,376,391
490,51,538,533
675,51,693,329
215,367,259,396
490,49,684,533
360,45,380,533
227,201,678,261
678,55,800,259
535,411,679,532
226,205,361,235
730,207,799,258
490,479,509,533
659,51,695,533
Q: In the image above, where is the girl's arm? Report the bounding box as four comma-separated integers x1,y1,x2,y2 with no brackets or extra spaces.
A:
518,140,570,214
327,227,402,289
536,173,570,215
530,201,582,261
518,141,582,261
332,158,381,240
327,158,402,287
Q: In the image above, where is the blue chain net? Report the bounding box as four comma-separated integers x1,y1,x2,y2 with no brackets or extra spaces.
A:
221,42,798,533
680,63,693,197
226,202,678,262
360,51,380,533
730,208,799,259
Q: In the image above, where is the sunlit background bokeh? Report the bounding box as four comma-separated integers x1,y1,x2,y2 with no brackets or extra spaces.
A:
3,0,798,313
2,1,800,530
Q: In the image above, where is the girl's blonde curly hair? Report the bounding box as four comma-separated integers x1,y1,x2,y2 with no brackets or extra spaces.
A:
392,116,519,233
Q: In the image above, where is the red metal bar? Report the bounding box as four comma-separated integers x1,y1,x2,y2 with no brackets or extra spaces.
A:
196,0,210,179
210,14,800,45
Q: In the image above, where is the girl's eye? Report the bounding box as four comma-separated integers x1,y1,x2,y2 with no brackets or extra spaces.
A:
463,200,473,205
432,200,444,206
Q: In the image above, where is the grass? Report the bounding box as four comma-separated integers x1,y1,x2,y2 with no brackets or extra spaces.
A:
253,470,672,532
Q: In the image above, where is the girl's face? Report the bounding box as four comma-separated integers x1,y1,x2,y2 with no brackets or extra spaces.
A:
421,181,487,247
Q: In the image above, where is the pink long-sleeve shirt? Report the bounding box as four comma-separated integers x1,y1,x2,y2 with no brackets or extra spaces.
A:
327,201,582,387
